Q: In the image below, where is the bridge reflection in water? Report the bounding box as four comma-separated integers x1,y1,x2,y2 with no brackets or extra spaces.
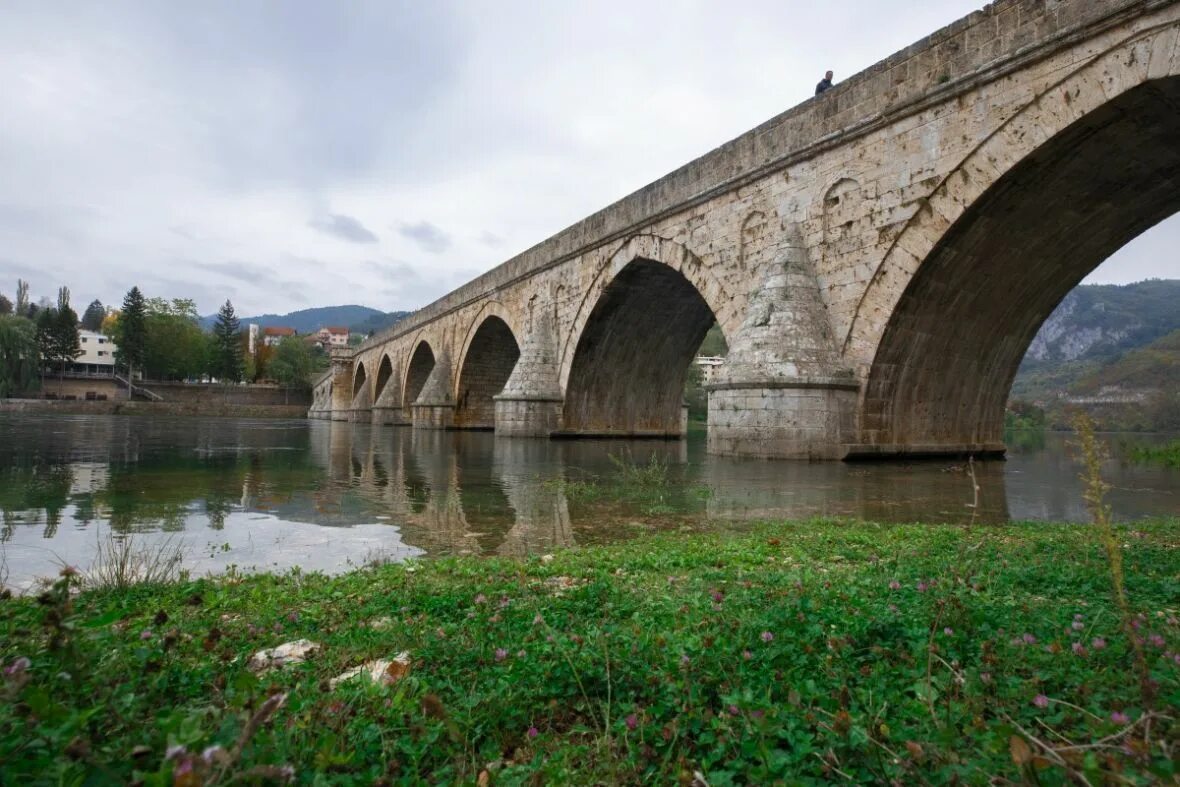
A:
3,415,1175,589
309,421,1017,559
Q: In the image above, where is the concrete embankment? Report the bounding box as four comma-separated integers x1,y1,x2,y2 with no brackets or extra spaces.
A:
0,399,308,419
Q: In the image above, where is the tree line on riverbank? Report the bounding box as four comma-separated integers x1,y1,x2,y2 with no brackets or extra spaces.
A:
0,280,327,397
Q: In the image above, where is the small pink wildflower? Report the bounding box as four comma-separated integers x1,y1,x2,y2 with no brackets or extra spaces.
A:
711,590,724,603
474,594,487,605
494,648,508,662
943,627,954,637
751,710,764,719
140,629,153,641
527,726,539,739
3,657,30,677
1110,711,1129,724
888,604,899,613
1091,637,1107,650
680,654,691,666
979,672,992,684
1022,633,1037,645
1033,694,1049,709
1072,642,1086,656
916,581,928,592
888,580,901,590
625,713,638,731
1071,620,1085,631
532,613,544,625
760,631,774,643
1148,634,1165,648
742,649,753,660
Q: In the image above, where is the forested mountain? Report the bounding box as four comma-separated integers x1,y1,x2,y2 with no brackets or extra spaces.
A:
199,306,409,336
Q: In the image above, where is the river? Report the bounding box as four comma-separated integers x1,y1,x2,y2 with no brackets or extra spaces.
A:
1,414,1176,589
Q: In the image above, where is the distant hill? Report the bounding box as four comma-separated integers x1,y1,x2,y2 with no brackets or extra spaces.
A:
1010,279,1180,431
1011,279,1180,402
200,305,410,336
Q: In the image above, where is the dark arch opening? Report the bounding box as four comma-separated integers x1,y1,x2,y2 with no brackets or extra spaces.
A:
564,259,717,436
374,355,394,401
455,316,521,430
352,363,367,399
403,342,435,409
859,76,1180,454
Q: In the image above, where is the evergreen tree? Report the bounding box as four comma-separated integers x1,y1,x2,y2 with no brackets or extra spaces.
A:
212,299,243,383
117,287,148,392
52,287,81,369
0,294,12,316
81,299,106,331
34,307,56,373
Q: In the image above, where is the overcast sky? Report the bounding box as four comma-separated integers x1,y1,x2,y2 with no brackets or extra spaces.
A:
2,1,1176,317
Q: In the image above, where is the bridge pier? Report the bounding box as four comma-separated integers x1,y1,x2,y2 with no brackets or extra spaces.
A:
412,350,455,429
328,350,354,422
707,230,857,460
494,305,564,437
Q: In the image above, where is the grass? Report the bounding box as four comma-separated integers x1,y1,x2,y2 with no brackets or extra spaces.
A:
2,518,1178,784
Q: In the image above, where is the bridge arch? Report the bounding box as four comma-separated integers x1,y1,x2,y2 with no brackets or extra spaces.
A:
373,353,396,400
845,25,1180,452
402,337,436,409
560,235,733,435
352,361,368,397
454,304,521,430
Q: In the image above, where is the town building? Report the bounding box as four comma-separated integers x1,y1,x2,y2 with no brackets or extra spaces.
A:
74,330,117,375
262,326,297,347
316,326,350,348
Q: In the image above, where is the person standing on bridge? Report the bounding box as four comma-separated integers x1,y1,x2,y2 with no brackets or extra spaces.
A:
815,70,834,95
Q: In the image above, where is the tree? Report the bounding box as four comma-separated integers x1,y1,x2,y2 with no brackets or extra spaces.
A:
0,294,11,316
269,336,314,389
81,299,105,331
116,287,148,395
143,298,210,381
15,280,29,316
211,299,243,383
0,315,39,397
51,287,81,371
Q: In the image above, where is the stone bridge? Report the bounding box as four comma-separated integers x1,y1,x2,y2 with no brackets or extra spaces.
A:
310,0,1180,459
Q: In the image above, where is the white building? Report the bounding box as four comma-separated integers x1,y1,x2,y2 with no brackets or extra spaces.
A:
316,326,350,348
75,330,117,374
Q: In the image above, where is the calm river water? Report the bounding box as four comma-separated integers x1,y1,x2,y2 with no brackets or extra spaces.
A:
1,414,1176,588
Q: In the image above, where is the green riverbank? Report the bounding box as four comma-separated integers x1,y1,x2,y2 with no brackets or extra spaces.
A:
2,519,1178,784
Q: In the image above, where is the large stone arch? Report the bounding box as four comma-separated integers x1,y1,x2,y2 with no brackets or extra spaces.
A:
844,24,1180,454
560,235,733,436
454,304,522,430
402,336,436,410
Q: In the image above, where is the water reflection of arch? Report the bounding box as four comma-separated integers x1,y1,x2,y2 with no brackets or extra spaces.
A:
492,438,573,557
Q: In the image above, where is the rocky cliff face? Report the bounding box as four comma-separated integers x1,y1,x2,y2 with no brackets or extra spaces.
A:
1025,292,1132,362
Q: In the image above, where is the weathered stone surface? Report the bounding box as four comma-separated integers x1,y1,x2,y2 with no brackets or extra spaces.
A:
329,652,411,689
247,639,320,672
314,0,1180,458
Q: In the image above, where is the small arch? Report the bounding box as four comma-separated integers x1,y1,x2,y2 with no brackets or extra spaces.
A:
403,339,436,409
352,361,368,395
374,353,395,400
454,315,521,429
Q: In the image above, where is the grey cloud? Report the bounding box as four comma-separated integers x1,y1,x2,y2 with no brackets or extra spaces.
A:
193,260,274,284
398,221,451,254
308,214,379,244
479,231,504,248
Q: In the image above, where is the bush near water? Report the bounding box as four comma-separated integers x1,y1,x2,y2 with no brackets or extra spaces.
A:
2,519,1178,784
